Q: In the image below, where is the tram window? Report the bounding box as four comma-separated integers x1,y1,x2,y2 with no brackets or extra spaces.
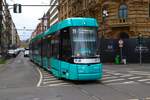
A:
51,34,59,57
60,28,72,58
46,38,51,57
42,39,47,57
38,40,42,56
48,39,53,57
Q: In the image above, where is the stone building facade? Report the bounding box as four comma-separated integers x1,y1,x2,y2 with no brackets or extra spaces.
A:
48,0,59,26
0,0,20,56
59,0,150,39
59,0,100,21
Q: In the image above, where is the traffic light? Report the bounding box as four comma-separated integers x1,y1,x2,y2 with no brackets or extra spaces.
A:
13,4,17,13
13,4,22,13
18,4,22,13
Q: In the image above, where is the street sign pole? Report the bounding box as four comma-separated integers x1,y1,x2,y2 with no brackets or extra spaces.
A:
119,39,124,63
138,33,143,65
120,47,123,62
139,45,142,65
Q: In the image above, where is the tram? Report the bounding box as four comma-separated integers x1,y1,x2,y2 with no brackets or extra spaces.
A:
29,17,103,80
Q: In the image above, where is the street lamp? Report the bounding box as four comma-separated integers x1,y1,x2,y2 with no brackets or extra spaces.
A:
102,9,108,38
138,33,143,64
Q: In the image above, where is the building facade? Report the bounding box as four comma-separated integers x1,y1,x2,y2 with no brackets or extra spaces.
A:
59,0,100,20
0,0,20,56
59,0,150,39
1,0,11,55
31,0,59,39
101,0,150,39
48,0,59,27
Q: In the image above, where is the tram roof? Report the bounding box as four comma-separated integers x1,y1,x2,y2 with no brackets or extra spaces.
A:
31,33,44,43
44,17,98,36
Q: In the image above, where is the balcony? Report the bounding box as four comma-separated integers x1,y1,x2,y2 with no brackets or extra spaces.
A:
109,18,134,28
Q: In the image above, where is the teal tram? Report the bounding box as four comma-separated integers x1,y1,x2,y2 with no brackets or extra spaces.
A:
29,17,103,80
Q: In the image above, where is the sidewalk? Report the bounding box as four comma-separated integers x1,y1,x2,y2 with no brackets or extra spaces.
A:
103,63,150,72
104,63,150,67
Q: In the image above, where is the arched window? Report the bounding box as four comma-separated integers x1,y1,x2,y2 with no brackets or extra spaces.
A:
118,4,128,19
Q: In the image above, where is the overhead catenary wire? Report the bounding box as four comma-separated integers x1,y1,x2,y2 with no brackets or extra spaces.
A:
2,4,59,7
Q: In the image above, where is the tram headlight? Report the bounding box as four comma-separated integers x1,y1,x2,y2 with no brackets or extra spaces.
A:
74,58,100,64
74,59,81,63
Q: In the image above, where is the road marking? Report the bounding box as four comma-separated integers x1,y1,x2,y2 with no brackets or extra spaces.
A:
47,83,70,86
138,79,150,82
107,81,135,85
129,71,150,76
102,76,118,80
43,80,64,85
123,81,135,84
113,73,122,75
145,82,150,84
43,75,55,78
103,74,111,77
128,76,142,79
43,78,57,81
103,78,125,83
91,96,100,100
36,68,43,87
120,74,133,78
105,72,116,74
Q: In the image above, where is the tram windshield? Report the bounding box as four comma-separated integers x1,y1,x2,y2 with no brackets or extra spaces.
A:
71,27,98,58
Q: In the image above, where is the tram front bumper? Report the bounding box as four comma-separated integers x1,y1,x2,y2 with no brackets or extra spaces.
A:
78,73,102,80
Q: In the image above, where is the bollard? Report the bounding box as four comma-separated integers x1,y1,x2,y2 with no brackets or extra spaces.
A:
122,58,127,64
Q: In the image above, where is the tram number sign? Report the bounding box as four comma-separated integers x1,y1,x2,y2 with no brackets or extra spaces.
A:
118,39,124,48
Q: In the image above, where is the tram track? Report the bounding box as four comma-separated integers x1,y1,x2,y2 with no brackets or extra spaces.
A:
72,85,103,100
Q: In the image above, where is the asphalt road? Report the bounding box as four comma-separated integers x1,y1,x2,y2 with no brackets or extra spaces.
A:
0,53,150,100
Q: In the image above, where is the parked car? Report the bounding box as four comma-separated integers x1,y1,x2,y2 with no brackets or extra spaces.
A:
7,49,16,57
24,49,29,57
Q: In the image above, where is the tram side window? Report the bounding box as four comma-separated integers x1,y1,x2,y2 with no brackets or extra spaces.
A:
47,37,52,57
51,34,59,58
36,40,42,56
34,42,38,55
60,28,71,59
32,43,35,55
29,43,32,55
42,39,47,57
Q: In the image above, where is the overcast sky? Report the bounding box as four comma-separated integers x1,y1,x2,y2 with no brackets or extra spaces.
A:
6,0,50,41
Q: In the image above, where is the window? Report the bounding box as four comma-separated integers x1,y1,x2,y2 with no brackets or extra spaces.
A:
51,33,59,57
47,37,52,57
71,27,98,57
60,28,72,60
42,39,48,57
118,4,128,19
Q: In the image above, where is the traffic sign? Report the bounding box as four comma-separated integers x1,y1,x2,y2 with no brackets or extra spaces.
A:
118,39,124,47
119,39,124,44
